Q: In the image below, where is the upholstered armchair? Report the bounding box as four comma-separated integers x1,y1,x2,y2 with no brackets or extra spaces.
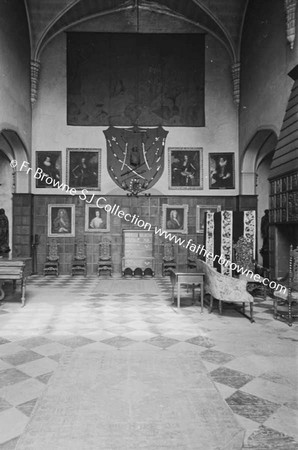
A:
196,259,254,322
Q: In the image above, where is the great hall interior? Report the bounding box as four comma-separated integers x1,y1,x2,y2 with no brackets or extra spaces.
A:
0,1,298,449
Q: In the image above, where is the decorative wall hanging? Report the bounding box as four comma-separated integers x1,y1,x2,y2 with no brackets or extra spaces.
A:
161,204,189,235
204,210,256,276
67,32,205,127
169,148,203,190
35,151,61,188
104,125,167,195
209,153,235,189
66,149,101,190
48,204,75,237
85,204,110,233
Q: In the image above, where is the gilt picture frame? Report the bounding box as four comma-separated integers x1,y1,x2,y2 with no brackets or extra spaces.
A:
162,204,188,234
66,148,101,190
169,147,203,190
209,153,235,189
48,204,75,237
84,204,110,233
35,151,62,188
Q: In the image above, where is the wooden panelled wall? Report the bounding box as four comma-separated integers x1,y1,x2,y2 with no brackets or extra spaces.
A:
13,194,257,276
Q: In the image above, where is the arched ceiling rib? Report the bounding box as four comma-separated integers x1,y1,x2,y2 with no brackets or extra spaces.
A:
25,0,248,62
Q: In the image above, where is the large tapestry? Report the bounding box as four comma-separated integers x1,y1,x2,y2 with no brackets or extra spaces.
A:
204,210,256,276
67,32,205,127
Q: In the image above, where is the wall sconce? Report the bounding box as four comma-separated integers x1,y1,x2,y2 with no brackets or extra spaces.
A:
285,0,297,50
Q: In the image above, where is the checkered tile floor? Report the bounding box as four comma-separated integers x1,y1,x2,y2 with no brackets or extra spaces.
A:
0,276,297,449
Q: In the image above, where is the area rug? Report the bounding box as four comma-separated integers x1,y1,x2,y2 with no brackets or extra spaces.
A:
93,278,160,294
16,349,244,450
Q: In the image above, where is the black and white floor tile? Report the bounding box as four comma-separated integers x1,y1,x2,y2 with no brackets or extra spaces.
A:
0,275,297,449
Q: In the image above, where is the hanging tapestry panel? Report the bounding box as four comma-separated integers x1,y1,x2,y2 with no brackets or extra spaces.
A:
204,210,256,276
67,32,205,127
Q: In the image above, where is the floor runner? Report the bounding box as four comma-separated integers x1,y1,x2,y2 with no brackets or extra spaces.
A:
16,349,244,450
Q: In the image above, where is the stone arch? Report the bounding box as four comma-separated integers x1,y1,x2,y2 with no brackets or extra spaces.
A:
241,128,278,263
0,129,30,255
240,128,277,195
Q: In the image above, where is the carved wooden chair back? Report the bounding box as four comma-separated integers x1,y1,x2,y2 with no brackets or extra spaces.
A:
163,242,175,262
233,236,254,273
289,245,298,294
47,239,59,261
74,238,86,261
99,238,111,261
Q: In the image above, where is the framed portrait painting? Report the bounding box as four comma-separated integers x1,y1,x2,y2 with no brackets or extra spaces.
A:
162,204,188,234
209,153,235,189
196,205,221,233
169,148,203,190
36,151,62,188
85,204,110,232
66,148,101,190
48,204,75,237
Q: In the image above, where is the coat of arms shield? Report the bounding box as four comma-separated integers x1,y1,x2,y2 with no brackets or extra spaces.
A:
104,126,168,195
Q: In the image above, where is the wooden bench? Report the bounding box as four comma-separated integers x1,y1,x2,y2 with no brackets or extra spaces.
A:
0,258,31,307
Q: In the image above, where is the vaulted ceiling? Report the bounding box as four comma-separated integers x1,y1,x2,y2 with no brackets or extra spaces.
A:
24,0,249,62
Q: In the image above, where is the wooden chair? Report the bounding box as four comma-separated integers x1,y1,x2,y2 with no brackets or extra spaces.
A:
71,238,87,276
98,238,112,277
44,239,59,276
273,245,298,326
187,247,197,271
162,242,176,276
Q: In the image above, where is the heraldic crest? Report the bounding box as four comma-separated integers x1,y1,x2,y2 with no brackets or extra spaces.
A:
104,126,168,195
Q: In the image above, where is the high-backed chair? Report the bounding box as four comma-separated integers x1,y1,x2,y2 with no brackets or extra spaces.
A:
187,247,197,271
197,259,254,322
233,236,266,299
98,238,112,277
233,236,254,272
162,242,176,276
273,245,298,326
71,238,87,276
44,239,59,276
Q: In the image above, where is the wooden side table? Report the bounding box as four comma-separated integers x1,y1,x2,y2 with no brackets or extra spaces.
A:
168,270,204,311
0,258,31,307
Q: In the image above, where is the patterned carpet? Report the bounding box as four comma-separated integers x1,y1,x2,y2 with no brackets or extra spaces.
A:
0,276,297,449
15,349,244,450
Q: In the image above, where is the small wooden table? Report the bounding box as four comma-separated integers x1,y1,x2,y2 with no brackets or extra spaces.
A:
0,258,31,307
168,270,204,311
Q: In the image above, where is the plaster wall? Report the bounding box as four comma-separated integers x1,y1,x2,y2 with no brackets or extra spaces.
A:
240,0,298,156
0,0,31,151
32,27,238,196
